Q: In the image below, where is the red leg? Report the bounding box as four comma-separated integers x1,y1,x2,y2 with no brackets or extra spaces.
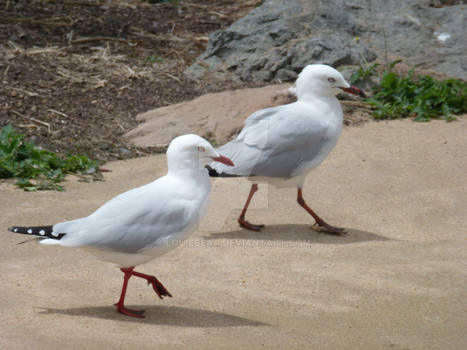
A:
297,188,346,235
238,184,265,231
114,267,145,318
129,270,172,299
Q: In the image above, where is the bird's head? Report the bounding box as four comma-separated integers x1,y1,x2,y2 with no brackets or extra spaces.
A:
295,64,366,99
167,134,233,173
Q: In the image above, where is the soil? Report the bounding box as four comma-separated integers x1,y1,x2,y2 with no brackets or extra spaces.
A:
0,0,260,160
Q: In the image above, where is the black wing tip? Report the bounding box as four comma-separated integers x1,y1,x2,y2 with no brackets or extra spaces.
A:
7,225,65,240
205,165,243,178
8,226,22,233
206,165,219,177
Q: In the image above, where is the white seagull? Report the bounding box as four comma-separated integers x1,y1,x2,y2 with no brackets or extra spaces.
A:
208,64,365,235
8,134,234,318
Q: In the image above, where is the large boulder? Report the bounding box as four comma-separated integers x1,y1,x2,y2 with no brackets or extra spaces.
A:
185,0,466,82
125,84,294,148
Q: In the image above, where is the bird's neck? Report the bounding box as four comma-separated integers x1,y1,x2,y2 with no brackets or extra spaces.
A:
297,91,337,104
168,165,209,182
297,94,343,125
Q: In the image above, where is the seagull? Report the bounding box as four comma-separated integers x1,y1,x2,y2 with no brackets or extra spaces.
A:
8,134,234,318
208,64,365,235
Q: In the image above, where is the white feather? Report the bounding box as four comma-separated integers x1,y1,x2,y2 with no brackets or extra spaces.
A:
41,134,221,267
211,64,348,188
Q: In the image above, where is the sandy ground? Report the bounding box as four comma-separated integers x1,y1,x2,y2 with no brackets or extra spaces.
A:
1,118,466,350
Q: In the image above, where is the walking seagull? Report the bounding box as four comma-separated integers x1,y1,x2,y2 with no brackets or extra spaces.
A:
208,64,365,235
8,134,233,318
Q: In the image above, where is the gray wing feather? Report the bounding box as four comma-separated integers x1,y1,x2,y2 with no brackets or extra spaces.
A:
212,102,329,178
53,180,193,253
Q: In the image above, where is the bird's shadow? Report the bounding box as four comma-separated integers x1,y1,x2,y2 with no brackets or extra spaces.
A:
204,224,393,244
38,305,268,327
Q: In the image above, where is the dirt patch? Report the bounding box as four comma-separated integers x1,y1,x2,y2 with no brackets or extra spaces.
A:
0,0,259,160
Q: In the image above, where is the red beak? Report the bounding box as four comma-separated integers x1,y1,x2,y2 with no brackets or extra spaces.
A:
339,86,366,98
211,154,234,167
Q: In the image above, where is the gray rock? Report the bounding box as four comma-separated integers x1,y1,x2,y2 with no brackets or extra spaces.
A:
185,0,467,82
288,35,377,71
275,68,298,82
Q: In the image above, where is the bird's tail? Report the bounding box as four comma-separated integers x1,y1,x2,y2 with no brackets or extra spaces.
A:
8,226,65,240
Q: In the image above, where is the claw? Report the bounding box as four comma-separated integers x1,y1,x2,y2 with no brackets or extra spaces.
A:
238,218,265,232
297,189,347,236
311,222,347,235
148,277,172,299
116,267,171,318
114,301,145,318
132,273,172,299
116,305,145,318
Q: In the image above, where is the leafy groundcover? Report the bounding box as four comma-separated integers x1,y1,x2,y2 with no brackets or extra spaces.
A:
351,62,467,121
0,124,102,191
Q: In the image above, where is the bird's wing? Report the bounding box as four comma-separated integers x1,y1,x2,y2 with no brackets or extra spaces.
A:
237,105,284,148
211,102,331,178
51,177,196,253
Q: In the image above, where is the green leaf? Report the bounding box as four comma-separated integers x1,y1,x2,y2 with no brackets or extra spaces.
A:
389,59,402,70
364,65,467,122
1,124,104,191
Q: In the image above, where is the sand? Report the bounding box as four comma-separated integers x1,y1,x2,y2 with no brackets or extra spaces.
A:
1,118,466,350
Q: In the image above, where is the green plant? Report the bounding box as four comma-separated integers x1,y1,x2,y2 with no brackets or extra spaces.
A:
349,63,380,84
367,68,467,121
0,124,103,191
350,61,467,122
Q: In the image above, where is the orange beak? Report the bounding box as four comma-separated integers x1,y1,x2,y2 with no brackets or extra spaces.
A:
339,86,366,98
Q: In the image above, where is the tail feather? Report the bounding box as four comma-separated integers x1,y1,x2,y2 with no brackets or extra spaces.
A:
8,226,65,240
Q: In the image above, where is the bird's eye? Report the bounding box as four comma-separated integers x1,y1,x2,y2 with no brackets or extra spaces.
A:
197,146,206,152
328,77,336,83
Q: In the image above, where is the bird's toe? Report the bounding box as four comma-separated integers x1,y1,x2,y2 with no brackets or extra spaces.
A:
238,219,265,232
116,306,145,318
311,222,347,236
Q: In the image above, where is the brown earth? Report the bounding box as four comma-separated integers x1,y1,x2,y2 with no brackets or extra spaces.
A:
0,0,260,160
1,117,466,350
125,84,295,147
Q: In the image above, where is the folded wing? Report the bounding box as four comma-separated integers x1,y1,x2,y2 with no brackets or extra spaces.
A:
44,178,193,253
210,102,331,178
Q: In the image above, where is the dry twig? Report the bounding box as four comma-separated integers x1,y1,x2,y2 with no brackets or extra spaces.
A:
72,37,129,44
48,109,69,118
129,26,185,43
160,71,182,84
0,16,72,27
27,47,64,55
11,110,51,133
9,87,41,97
